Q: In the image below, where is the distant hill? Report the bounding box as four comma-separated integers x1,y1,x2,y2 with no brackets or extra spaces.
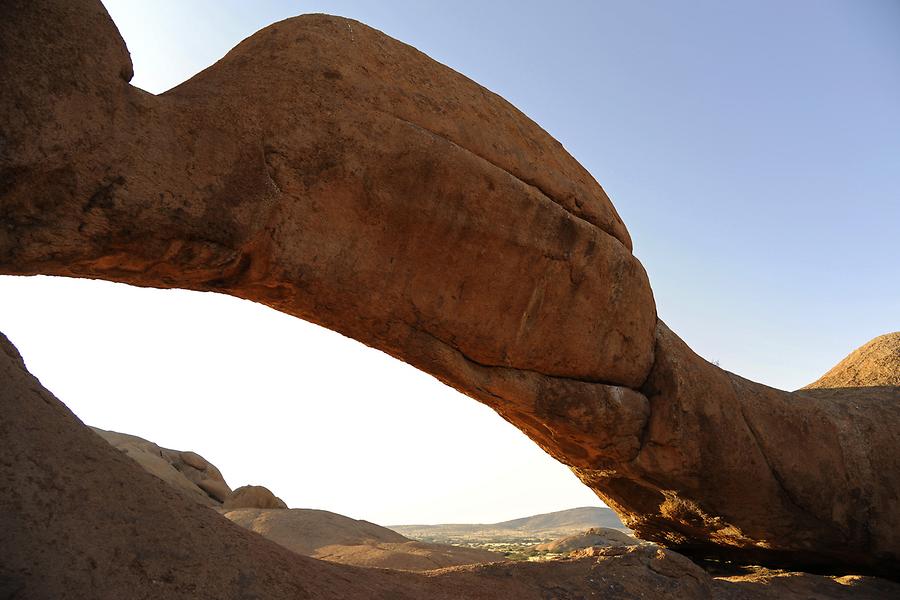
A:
221,507,503,571
495,506,625,532
390,507,627,547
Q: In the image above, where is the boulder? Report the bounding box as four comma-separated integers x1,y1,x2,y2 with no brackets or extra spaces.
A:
180,451,209,471
222,485,288,510
1,0,898,577
92,427,232,505
533,528,640,554
198,478,233,503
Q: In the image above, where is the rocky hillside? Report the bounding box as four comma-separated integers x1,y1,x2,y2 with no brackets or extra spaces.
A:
803,332,900,389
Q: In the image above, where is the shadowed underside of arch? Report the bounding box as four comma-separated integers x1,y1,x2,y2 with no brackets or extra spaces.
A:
1,0,897,578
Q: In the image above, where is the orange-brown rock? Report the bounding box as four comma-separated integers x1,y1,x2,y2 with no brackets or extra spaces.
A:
222,485,288,510
575,323,900,576
1,0,898,580
804,332,900,389
3,332,900,598
92,427,232,505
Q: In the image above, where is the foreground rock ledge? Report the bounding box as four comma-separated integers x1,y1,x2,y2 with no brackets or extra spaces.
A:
1,0,898,578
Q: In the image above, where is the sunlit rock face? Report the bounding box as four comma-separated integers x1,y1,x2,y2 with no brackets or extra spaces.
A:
222,485,288,510
92,427,233,505
2,0,898,579
803,331,900,389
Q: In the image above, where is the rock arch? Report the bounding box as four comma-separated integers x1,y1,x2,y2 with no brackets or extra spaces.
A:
1,0,897,576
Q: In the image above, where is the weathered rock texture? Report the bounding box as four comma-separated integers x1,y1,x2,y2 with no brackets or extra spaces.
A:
92,427,232,505
1,0,898,579
804,332,900,389
3,331,899,599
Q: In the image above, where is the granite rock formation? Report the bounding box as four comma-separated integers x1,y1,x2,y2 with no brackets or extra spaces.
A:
222,485,288,510
92,427,232,505
804,332,900,389
1,0,898,578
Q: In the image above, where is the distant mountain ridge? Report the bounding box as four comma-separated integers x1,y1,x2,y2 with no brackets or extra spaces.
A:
393,506,624,531
495,506,624,531
390,507,626,545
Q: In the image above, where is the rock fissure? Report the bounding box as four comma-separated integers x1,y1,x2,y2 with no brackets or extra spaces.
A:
737,402,808,524
730,377,833,535
378,109,632,254
417,324,647,392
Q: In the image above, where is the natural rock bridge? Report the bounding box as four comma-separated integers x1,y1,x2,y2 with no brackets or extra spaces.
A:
2,0,897,581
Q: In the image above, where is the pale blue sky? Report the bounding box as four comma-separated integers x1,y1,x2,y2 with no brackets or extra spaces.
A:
1,1,897,524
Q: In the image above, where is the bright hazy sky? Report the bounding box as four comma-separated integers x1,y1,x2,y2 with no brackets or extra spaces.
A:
1,1,898,525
